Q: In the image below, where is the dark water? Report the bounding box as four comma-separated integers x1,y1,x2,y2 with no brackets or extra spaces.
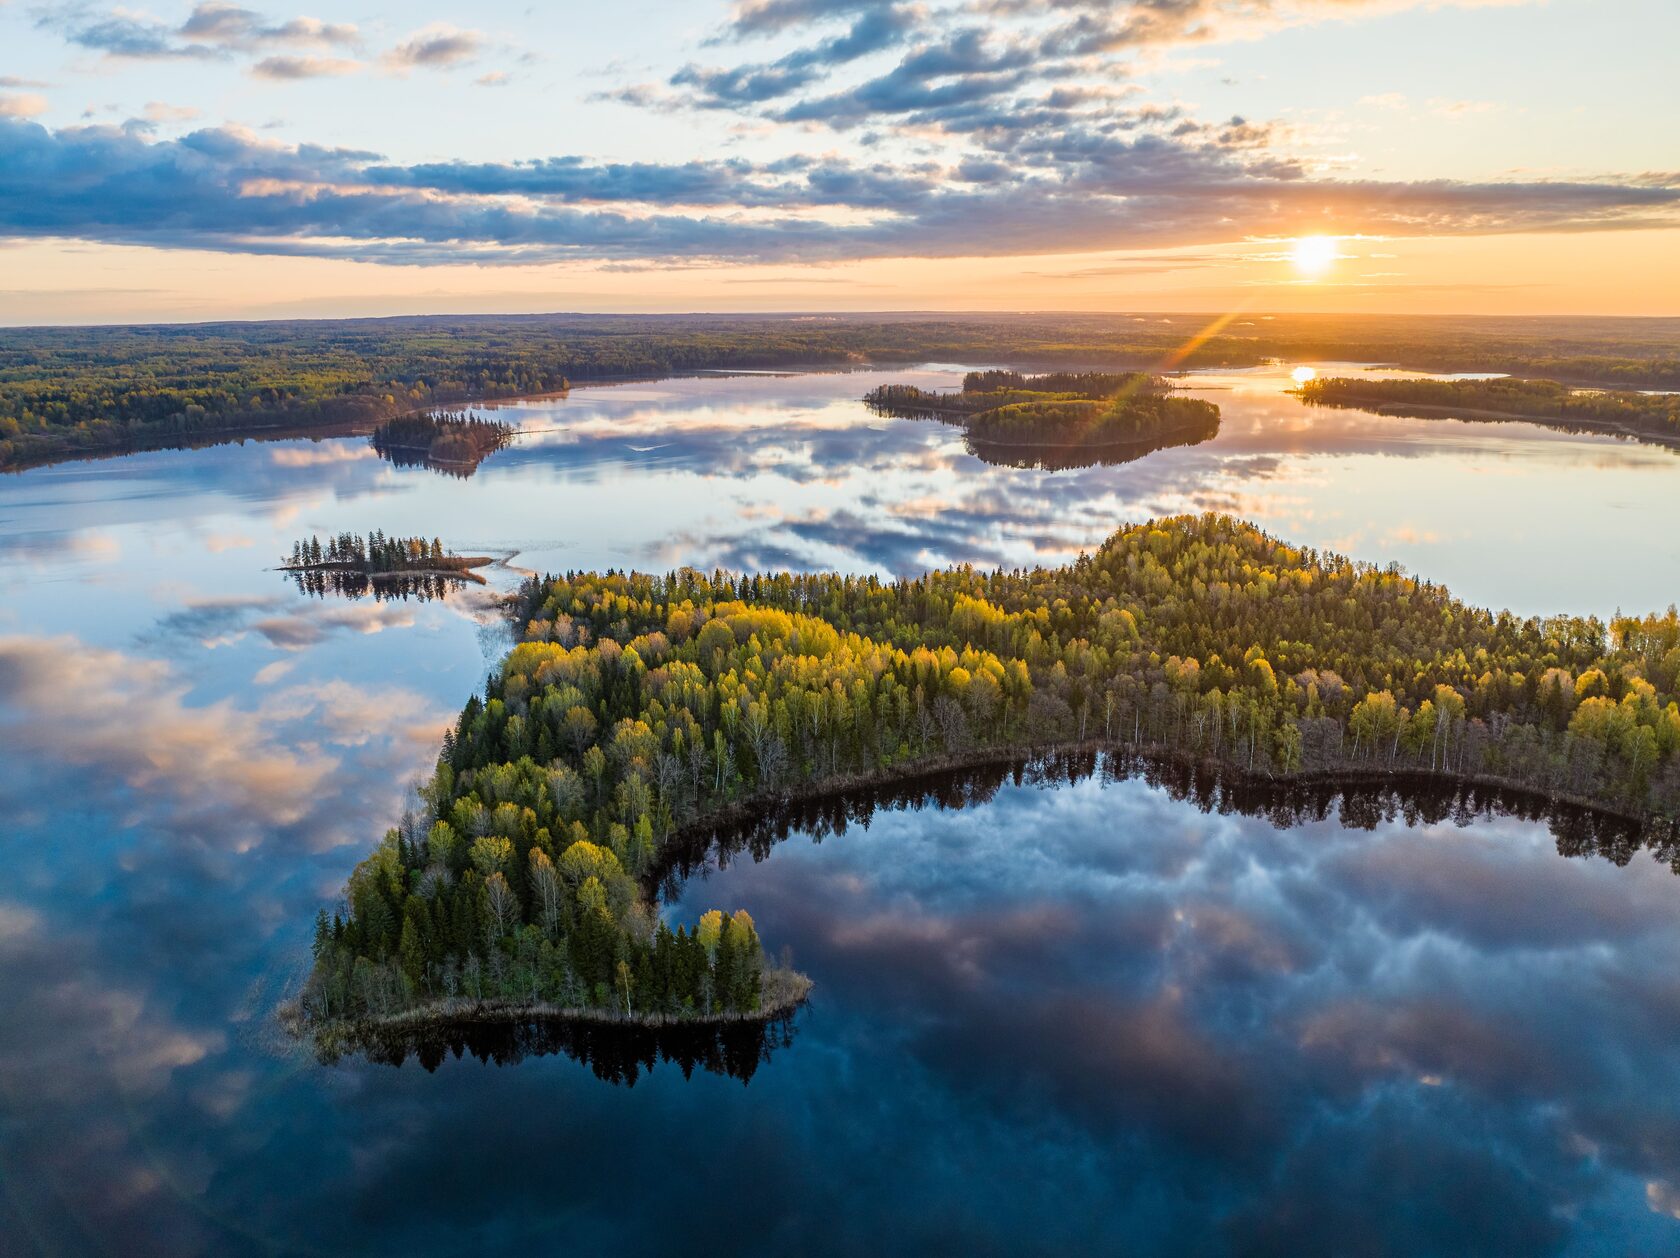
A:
2,365,1679,1256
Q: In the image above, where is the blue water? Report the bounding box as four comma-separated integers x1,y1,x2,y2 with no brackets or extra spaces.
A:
2,365,1678,1255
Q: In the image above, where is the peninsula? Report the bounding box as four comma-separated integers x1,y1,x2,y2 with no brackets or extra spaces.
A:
1295,375,1680,446
301,514,1680,1041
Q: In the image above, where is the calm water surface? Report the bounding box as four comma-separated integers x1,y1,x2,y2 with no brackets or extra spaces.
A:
2,365,1679,1255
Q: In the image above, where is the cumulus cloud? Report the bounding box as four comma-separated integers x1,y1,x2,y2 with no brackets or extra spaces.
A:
6,0,1667,270
0,113,1670,268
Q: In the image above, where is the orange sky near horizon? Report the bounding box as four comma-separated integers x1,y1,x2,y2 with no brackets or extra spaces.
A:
4,228,1675,326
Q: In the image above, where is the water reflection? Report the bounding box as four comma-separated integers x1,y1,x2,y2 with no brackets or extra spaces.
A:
3,364,1675,615
369,412,517,479
3,363,1680,1254
286,566,482,602
333,1009,799,1084
656,751,1669,894
664,771,1680,1256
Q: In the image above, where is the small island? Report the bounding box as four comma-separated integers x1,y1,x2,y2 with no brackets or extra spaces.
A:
1294,375,1680,446
282,532,493,601
866,370,1221,467
370,411,517,477
299,514,1679,1049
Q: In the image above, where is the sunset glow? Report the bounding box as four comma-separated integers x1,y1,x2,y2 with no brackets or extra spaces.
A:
3,1,1680,1248
1291,237,1340,279
0,2,1673,320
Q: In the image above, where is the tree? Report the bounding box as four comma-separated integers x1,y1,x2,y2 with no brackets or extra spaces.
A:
483,872,518,945
529,848,563,938
469,834,513,880
564,705,598,757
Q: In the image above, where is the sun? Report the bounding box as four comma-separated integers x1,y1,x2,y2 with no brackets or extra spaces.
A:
1290,235,1339,278
1291,366,1318,385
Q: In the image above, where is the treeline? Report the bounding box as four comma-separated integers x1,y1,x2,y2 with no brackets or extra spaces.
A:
867,369,1158,416
8,312,1677,471
961,369,1149,396
499,516,1679,822
1297,375,1680,442
862,383,1089,416
657,751,1659,897
967,394,1219,447
285,531,457,573
309,514,1680,1034
370,411,516,476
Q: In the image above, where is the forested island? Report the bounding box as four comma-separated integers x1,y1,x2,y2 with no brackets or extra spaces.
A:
1295,375,1680,445
302,514,1680,1047
6,312,1678,471
370,411,517,477
866,370,1221,466
282,532,492,601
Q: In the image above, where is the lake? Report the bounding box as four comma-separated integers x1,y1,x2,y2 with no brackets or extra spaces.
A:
2,364,1679,1255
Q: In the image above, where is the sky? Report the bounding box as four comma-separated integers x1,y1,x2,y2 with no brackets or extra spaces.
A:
0,0,1676,323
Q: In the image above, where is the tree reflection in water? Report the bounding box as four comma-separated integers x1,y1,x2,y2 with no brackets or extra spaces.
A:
656,749,1667,895
286,568,472,602
331,1006,799,1084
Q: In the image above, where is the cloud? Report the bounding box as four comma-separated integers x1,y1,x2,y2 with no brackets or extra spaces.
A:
473,71,511,88
0,0,1671,273
677,0,1528,130
53,12,220,60
727,0,896,37
0,93,47,118
383,23,482,71
674,5,918,108
251,54,361,79
43,2,358,63
178,2,358,49
142,101,201,124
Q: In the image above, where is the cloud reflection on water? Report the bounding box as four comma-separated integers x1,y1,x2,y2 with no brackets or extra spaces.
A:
668,774,1680,1255
1,365,1679,1252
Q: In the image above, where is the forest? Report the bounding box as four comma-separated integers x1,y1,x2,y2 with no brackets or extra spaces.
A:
865,369,1222,454
6,312,1679,470
1296,375,1680,442
304,513,1680,1037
